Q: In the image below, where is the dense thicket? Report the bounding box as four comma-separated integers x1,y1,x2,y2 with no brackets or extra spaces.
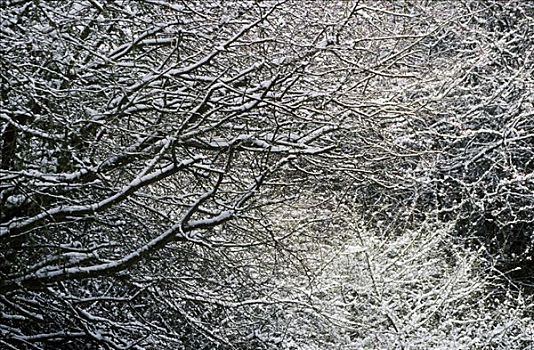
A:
349,0,534,285
1,1,532,349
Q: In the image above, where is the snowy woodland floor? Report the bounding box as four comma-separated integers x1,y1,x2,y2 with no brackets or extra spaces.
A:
255,199,534,349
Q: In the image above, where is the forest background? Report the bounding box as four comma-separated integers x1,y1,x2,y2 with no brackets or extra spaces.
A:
1,0,533,349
